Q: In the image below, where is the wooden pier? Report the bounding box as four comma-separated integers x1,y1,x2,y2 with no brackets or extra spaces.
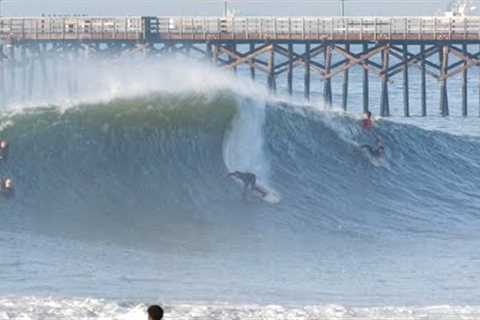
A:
2,15,480,116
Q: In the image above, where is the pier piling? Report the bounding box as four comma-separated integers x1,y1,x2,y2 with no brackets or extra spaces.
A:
421,44,427,117
305,42,311,101
342,44,350,112
462,44,468,117
287,43,293,95
380,46,390,117
403,44,410,117
323,45,333,108
362,43,369,113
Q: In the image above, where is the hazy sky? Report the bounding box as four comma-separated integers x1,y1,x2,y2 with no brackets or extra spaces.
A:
0,0,461,17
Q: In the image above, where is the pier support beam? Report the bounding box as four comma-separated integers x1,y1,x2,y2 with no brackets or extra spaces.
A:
231,44,237,74
267,44,276,92
403,44,410,117
27,47,34,100
462,43,468,117
304,42,311,100
250,43,256,80
40,44,49,98
212,44,219,65
9,44,16,99
287,43,293,95
380,45,390,117
21,46,27,101
439,45,449,117
362,43,369,113
342,44,349,111
51,46,59,98
323,45,333,108
0,45,4,105
421,44,427,117
206,42,213,61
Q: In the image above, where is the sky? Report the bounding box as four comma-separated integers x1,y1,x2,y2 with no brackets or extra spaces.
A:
0,0,463,17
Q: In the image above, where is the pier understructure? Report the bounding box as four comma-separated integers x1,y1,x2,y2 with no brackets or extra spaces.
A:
2,16,480,116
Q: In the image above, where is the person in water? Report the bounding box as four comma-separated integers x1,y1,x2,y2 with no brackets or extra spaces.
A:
0,140,9,160
361,138,385,158
362,111,374,129
0,178,14,198
147,305,164,320
227,171,267,198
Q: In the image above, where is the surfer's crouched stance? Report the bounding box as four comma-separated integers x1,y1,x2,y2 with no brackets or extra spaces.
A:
361,138,385,159
0,140,8,160
227,171,267,199
0,178,14,198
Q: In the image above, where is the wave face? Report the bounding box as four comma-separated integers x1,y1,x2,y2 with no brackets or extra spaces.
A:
1,90,480,306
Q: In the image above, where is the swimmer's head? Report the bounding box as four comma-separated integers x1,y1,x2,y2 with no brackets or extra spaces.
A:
4,178,12,189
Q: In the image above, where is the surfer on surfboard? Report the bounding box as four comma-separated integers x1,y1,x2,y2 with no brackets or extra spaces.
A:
361,137,385,159
227,171,267,199
360,111,386,160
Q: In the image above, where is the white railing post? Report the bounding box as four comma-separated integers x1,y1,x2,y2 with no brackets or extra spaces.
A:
330,17,334,39
419,17,422,40
180,17,184,37
274,17,277,39
289,17,292,40
449,17,452,40
203,17,207,40
302,17,305,40
360,18,363,40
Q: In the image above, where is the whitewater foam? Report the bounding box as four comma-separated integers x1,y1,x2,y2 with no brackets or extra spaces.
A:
1,297,479,320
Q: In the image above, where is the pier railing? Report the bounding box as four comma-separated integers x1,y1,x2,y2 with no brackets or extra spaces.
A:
2,16,480,42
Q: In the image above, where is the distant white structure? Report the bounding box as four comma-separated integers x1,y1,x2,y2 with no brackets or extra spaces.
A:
445,0,477,17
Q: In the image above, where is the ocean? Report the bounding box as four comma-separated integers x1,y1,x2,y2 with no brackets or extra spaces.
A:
0,56,479,319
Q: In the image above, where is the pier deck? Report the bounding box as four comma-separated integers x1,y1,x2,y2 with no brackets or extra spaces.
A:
2,16,480,42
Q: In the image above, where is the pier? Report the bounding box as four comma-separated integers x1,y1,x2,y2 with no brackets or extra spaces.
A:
2,15,480,116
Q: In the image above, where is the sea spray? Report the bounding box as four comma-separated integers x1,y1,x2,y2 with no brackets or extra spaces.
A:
223,97,271,187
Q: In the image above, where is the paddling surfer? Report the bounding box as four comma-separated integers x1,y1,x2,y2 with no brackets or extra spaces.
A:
362,111,374,129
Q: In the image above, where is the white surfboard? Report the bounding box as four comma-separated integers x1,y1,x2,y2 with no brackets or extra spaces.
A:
360,145,386,168
230,176,281,204
252,184,281,204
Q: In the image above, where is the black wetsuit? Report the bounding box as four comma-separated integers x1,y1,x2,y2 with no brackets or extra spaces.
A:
228,171,266,198
361,145,385,158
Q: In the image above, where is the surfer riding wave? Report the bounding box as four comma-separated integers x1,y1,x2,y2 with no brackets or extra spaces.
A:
227,171,267,199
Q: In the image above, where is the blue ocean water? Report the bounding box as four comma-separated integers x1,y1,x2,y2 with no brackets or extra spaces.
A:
0,56,479,319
